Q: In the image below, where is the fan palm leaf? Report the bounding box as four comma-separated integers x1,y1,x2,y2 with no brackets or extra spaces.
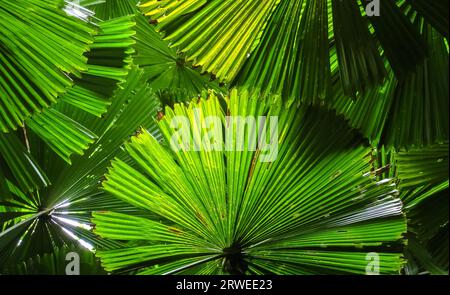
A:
133,14,224,99
373,143,449,274
0,0,95,132
93,89,406,274
396,143,448,209
0,66,160,270
1,13,136,172
86,0,225,101
138,0,447,100
137,0,448,150
331,22,448,148
141,0,280,83
0,13,137,211
396,143,448,274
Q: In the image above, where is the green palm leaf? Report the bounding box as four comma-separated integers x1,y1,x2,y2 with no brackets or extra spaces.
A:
234,0,331,104
0,66,160,270
134,14,224,99
0,0,95,132
90,0,139,20
373,143,449,274
331,22,448,148
141,0,279,83
366,0,427,78
0,132,50,193
331,0,386,97
330,65,396,147
384,24,448,148
94,89,406,274
1,13,137,169
404,192,448,275
86,0,225,102
0,13,137,217
138,0,444,102
0,0,447,276
396,143,448,209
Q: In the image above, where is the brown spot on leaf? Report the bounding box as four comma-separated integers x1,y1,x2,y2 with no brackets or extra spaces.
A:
157,111,165,121
168,227,183,235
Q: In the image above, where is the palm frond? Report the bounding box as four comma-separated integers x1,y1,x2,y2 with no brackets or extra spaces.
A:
0,13,138,216
0,0,95,132
134,14,224,99
330,66,397,146
0,0,447,276
137,0,444,103
331,22,448,148
366,0,427,78
384,24,448,148
0,66,160,270
373,143,449,275
0,132,50,193
234,0,331,104
396,143,448,209
140,0,280,83
331,0,386,97
90,0,139,20
404,191,449,275
94,89,406,274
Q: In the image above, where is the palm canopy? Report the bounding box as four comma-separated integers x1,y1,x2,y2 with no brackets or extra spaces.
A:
141,0,449,148
140,0,447,95
0,0,448,276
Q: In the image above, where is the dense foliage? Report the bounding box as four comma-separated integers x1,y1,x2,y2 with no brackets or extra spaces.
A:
0,0,448,275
